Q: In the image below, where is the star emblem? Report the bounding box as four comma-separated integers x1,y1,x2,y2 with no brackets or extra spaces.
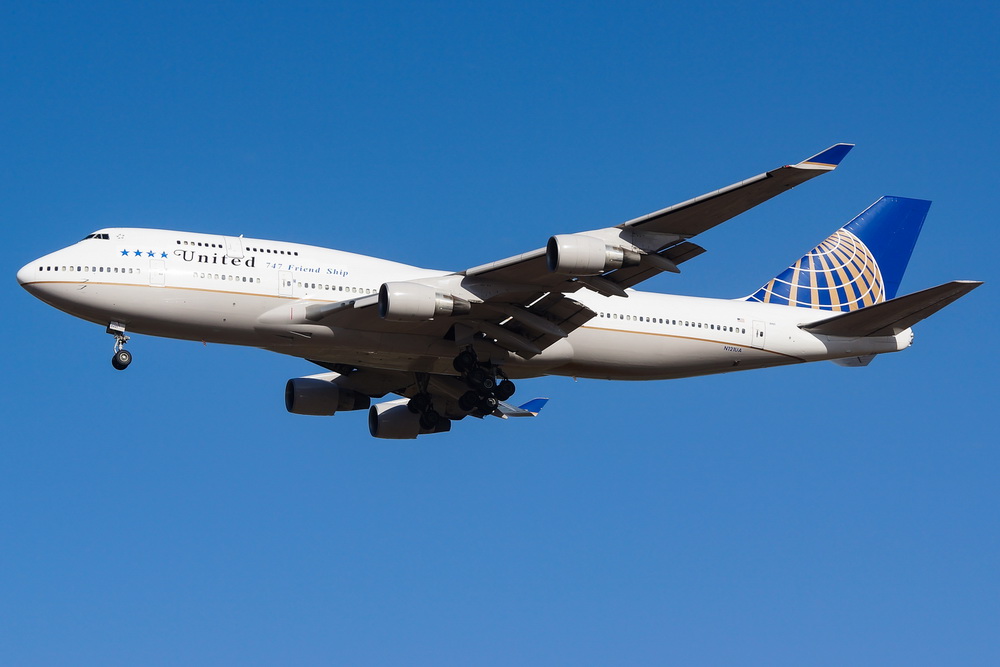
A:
121,249,130,256
146,250,154,257
133,250,142,256
161,251,168,258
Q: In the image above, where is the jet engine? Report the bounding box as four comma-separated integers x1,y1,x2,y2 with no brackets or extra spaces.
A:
368,399,452,439
285,377,371,416
378,282,471,321
546,234,641,275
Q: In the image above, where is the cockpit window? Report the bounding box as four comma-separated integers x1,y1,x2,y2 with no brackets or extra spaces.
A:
81,233,110,241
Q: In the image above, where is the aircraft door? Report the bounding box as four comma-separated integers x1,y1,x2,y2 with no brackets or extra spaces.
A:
149,259,166,286
751,320,766,349
279,271,294,297
224,236,245,259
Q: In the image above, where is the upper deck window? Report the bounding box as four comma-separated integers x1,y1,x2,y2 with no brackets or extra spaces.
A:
81,233,110,241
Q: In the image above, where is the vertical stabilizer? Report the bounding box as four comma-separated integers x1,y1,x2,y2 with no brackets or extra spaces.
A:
745,196,930,311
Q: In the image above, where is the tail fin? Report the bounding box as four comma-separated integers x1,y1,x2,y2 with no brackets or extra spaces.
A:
745,196,930,311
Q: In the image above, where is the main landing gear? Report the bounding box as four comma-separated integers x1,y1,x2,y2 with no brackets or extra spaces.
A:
453,349,515,417
107,321,132,370
406,388,444,430
405,349,518,426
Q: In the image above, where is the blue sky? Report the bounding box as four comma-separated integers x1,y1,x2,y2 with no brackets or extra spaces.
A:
3,2,998,664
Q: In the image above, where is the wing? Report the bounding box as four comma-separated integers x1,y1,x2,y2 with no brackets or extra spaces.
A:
267,144,853,360
464,143,854,290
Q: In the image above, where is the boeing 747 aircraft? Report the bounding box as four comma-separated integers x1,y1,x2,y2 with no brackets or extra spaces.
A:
17,145,981,438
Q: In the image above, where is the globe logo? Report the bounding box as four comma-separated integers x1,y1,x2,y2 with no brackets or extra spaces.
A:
748,229,884,311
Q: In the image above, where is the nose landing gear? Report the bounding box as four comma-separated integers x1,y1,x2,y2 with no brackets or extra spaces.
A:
107,321,132,370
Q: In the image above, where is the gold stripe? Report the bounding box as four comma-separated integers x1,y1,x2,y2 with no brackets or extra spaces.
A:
19,280,319,302
788,259,802,306
814,245,842,309
806,252,820,308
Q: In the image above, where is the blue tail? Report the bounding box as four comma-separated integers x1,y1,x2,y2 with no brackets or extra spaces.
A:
745,196,930,311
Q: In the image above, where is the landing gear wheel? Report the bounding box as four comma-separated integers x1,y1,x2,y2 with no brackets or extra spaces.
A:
459,391,479,412
453,350,477,374
476,395,499,415
466,366,496,392
495,379,515,401
407,393,432,414
467,366,486,386
112,348,132,370
419,410,441,430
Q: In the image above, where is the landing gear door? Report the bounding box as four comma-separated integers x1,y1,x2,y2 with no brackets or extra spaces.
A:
279,271,294,297
751,320,766,349
224,236,244,259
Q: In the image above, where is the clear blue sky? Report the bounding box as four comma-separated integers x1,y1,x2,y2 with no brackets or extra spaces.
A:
3,2,998,664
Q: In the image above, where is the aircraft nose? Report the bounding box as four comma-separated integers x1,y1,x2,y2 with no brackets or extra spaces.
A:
16,261,35,287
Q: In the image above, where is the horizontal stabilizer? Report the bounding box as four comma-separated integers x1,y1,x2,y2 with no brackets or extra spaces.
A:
801,280,982,337
497,398,549,418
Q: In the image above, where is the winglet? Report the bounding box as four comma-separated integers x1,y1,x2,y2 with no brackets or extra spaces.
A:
797,143,855,169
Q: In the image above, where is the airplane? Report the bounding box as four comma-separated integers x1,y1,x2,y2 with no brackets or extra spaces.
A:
16,144,982,438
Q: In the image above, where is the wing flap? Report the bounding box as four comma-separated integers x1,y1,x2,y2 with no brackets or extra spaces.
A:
801,280,982,337
508,294,595,355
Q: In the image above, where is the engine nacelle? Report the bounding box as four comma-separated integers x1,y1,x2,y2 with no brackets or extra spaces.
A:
378,282,472,321
546,234,641,275
368,399,452,439
285,377,371,416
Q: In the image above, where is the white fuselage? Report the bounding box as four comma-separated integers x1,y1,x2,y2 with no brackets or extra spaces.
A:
17,228,912,380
